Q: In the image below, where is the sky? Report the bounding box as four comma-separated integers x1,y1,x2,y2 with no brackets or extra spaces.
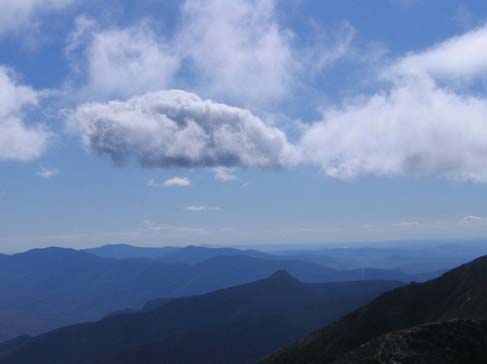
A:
1,0,487,252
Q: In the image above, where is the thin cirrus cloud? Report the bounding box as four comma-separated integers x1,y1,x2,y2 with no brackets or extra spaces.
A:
68,89,297,169
298,23,487,182
0,0,76,35
0,66,50,162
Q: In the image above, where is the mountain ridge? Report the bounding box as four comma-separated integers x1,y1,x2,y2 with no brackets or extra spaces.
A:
0,247,412,341
0,272,403,364
261,255,487,364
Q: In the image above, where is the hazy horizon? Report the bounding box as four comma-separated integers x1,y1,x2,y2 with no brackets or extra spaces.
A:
3,236,487,255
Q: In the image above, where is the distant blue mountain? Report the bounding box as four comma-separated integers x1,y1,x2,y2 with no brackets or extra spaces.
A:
272,242,487,275
83,244,180,259
84,241,486,275
84,244,272,263
0,271,403,364
0,247,412,342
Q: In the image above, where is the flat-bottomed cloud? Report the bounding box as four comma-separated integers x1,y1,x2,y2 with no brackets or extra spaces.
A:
69,89,296,169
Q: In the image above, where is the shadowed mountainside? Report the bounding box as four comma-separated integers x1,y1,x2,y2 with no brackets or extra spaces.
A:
333,320,487,364
261,256,487,364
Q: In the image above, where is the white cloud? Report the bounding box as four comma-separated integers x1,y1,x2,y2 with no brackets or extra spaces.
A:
393,221,420,227
0,0,75,35
299,21,356,76
147,177,191,187
177,0,353,105
67,19,179,100
37,166,58,178
461,215,487,225
0,68,38,118
0,66,49,161
184,205,221,212
67,1,353,107
143,220,208,234
178,0,295,105
393,24,487,83
213,167,238,182
163,177,192,187
63,2,487,184
299,25,487,182
69,89,296,168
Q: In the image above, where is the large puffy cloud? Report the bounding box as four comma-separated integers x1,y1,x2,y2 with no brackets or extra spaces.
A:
0,0,75,34
300,78,487,180
64,3,487,183
67,19,179,100
0,67,49,161
68,90,296,168
299,25,487,182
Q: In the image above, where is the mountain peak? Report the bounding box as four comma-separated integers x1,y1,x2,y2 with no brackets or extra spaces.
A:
268,270,297,282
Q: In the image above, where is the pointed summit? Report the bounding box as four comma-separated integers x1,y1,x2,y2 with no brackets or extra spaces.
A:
269,269,295,281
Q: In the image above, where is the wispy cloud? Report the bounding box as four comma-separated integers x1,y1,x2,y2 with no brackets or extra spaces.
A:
147,177,192,188
460,215,487,225
184,205,221,212
0,0,76,35
0,67,49,162
393,220,420,227
66,18,179,101
37,166,58,179
213,167,238,182
143,220,208,234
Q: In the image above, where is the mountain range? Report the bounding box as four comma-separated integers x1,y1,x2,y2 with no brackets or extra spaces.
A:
0,246,412,341
1,246,486,363
84,244,271,263
0,272,402,364
85,242,487,275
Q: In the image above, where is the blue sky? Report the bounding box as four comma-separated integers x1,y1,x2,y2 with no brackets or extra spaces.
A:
1,0,487,252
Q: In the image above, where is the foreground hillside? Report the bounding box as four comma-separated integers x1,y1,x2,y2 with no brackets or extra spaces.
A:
0,272,401,364
333,320,487,364
0,247,411,341
261,256,487,364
